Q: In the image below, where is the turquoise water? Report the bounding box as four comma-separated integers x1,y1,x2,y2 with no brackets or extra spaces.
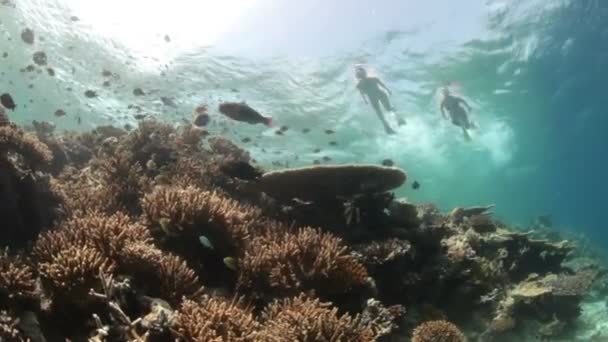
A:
1,0,606,244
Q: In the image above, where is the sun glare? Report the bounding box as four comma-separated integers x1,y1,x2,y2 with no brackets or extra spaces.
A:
60,0,260,57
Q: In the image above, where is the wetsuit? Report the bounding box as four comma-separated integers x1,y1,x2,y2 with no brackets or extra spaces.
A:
442,95,471,129
357,77,394,112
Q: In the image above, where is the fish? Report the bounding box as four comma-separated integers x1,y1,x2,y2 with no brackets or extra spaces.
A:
223,257,238,271
84,90,97,98
32,51,47,66
324,129,335,135
322,156,332,162
198,235,214,250
101,69,112,77
412,181,420,190
54,109,66,117
133,88,145,96
21,28,34,44
47,68,55,76
193,113,210,127
70,16,79,21
313,148,321,153
382,159,394,167
164,34,171,42
218,102,272,126
241,137,251,143
280,125,289,132
0,93,16,110
302,128,310,133
329,141,338,146
160,96,177,107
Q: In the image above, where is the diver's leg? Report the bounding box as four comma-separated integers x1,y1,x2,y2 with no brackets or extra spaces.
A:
462,127,471,141
380,94,406,126
371,99,395,134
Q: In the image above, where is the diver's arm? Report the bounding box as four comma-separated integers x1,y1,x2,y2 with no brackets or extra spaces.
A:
359,89,369,104
440,102,448,119
459,98,472,111
376,78,392,95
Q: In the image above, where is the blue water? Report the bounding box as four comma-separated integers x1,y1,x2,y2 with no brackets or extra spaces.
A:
1,0,607,246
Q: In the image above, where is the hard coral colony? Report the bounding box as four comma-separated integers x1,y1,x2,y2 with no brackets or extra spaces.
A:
0,116,600,341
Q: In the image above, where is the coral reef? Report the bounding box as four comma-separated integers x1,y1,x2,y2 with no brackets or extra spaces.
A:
411,320,466,342
0,119,597,341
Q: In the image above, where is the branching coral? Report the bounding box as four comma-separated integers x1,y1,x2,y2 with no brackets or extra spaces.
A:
173,296,259,341
352,238,413,270
411,320,466,342
0,310,25,342
237,227,370,299
441,235,476,263
257,294,376,342
0,250,37,302
142,185,260,252
95,151,148,214
39,245,115,297
0,124,52,167
155,254,205,306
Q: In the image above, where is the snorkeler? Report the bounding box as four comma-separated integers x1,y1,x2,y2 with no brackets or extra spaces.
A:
355,66,405,134
439,87,476,141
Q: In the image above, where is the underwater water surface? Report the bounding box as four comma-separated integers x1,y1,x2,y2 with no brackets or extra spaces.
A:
0,0,608,339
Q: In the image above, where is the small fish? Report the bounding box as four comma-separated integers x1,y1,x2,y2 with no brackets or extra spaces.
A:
324,129,335,135
164,34,171,42
134,114,147,120
32,51,47,66
313,148,321,153
322,156,331,162
21,28,34,44
54,109,66,117
412,181,420,190
223,257,238,271
133,88,145,96
2,52,7,58
218,102,272,126
193,113,210,127
160,96,177,107
102,81,111,87
198,235,214,250
302,128,310,133
381,159,394,167
313,160,321,165
329,141,338,146
70,16,79,21
275,130,284,136
26,65,35,72
280,125,289,132
241,137,251,143
101,69,112,77
46,68,55,76
84,90,97,98
1,93,16,110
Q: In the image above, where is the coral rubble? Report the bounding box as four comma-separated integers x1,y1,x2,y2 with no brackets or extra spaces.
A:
0,119,597,341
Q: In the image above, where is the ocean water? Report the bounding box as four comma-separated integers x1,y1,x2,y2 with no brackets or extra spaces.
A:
1,0,608,340
3,0,605,244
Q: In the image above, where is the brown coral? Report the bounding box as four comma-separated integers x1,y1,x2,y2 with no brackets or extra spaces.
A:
155,254,204,306
0,251,37,302
411,320,466,342
0,310,25,342
39,245,115,297
0,124,52,167
237,227,370,299
257,294,376,342
34,212,151,264
173,297,259,341
96,151,148,214
142,185,260,252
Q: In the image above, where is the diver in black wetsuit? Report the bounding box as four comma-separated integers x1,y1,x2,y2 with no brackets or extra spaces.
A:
355,66,406,134
440,87,476,141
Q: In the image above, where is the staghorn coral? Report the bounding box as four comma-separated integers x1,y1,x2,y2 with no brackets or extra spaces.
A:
352,238,413,270
142,185,260,252
411,320,466,342
39,245,115,298
155,254,205,306
95,150,149,214
0,124,52,167
441,235,476,263
0,250,37,302
237,227,370,299
257,293,376,342
173,296,259,341
359,298,406,338
0,310,25,342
